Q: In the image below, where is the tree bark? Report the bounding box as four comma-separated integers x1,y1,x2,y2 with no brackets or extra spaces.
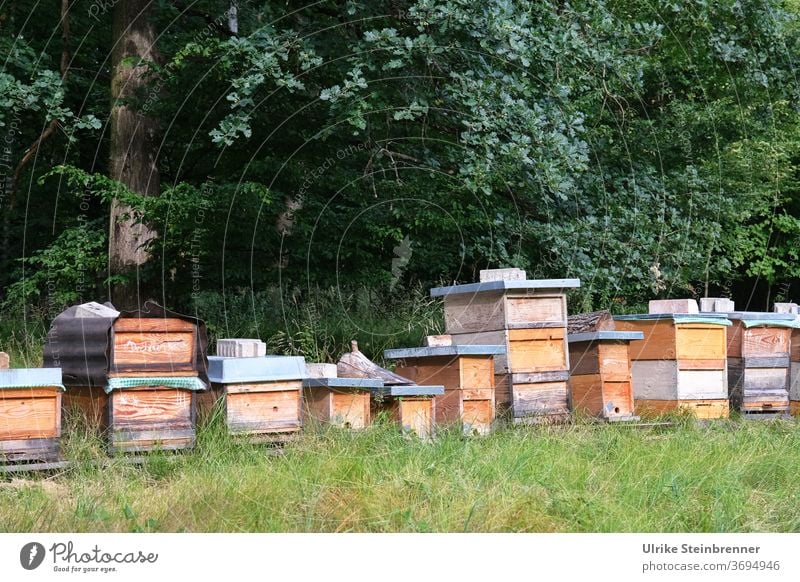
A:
109,0,160,309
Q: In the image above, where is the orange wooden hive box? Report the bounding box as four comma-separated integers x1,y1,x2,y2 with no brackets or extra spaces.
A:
43,301,208,454
430,276,580,423
567,331,642,421
0,367,65,471
370,384,444,439
383,344,504,435
302,377,383,430
202,355,304,440
724,312,796,417
614,313,731,419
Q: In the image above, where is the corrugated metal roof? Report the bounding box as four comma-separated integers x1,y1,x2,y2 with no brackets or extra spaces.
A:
43,300,208,387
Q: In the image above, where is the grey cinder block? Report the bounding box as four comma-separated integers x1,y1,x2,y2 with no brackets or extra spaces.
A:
216,338,267,358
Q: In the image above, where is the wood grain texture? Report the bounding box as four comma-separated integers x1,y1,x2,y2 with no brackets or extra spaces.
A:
512,381,569,417
677,359,726,370
603,381,635,417
790,362,800,400
443,292,506,334
742,327,791,358
508,328,567,373
459,356,495,390
792,329,800,362
395,398,435,439
330,391,371,429
504,295,566,327
494,374,511,410
226,390,301,433
0,388,61,440
598,343,630,382
636,399,729,419
395,357,460,389
302,386,331,424
675,369,727,399
790,400,800,417
615,320,676,360
109,388,193,430
569,343,600,376
112,330,195,369
675,325,727,360
631,360,678,400
462,399,494,435
570,374,604,417
0,437,60,462
113,318,196,333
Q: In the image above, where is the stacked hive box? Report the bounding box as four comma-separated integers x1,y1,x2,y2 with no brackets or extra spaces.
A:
725,312,796,416
44,301,208,453
371,384,444,439
567,331,643,421
202,344,304,441
614,307,731,419
384,343,504,435
783,304,800,415
303,375,383,430
0,367,65,471
430,272,580,423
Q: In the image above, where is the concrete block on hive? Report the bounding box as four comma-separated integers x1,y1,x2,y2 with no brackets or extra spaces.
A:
648,299,699,314
714,298,735,313
774,302,798,315
699,298,717,312
479,268,527,282
216,338,267,358
424,335,452,347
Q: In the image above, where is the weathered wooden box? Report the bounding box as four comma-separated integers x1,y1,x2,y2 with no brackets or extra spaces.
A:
568,331,642,421
203,356,305,441
44,301,208,453
431,278,579,422
790,323,800,416
372,384,444,439
614,313,731,419
384,345,504,435
303,377,383,429
725,312,795,415
202,356,305,440
0,368,64,466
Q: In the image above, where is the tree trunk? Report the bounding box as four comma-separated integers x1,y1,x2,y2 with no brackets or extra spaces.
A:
108,0,160,309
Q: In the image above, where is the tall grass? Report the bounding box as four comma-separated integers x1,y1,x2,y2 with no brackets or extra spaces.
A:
2,417,800,532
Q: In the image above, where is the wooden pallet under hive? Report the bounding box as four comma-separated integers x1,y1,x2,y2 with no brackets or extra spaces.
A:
567,331,642,421
725,312,796,415
0,368,64,470
202,355,305,441
384,344,504,435
615,313,731,419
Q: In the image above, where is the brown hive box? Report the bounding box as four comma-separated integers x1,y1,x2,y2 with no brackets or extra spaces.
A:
383,344,504,435
724,312,795,416
430,277,580,423
43,301,208,453
614,313,730,419
202,355,304,440
0,368,65,470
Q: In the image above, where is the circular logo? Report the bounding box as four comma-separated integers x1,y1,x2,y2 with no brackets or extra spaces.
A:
20,542,46,570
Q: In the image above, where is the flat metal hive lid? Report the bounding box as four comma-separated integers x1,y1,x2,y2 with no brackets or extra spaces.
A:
567,331,644,343
430,278,581,297
302,377,384,389
384,345,506,359
0,368,63,389
208,356,306,383
614,313,731,326
375,385,444,397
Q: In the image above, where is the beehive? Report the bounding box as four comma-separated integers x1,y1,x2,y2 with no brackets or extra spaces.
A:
302,377,383,429
371,384,444,439
202,355,305,440
614,313,731,419
0,368,64,469
430,277,580,423
383,344,504,435
567,331,643,421
725,312,796,416
44,301,208,453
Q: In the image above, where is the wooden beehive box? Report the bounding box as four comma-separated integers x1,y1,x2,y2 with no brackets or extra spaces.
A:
430,278,580,423
567,331,642,421
383,344,504,435
372,384,444,439
202,355,305,440
303,377,383,429
0,368,64,469
44,301,209,453
725,312,795,416
614,313,731,419
790,322,800,416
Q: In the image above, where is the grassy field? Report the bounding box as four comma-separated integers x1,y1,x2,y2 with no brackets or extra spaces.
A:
2,413,800,533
